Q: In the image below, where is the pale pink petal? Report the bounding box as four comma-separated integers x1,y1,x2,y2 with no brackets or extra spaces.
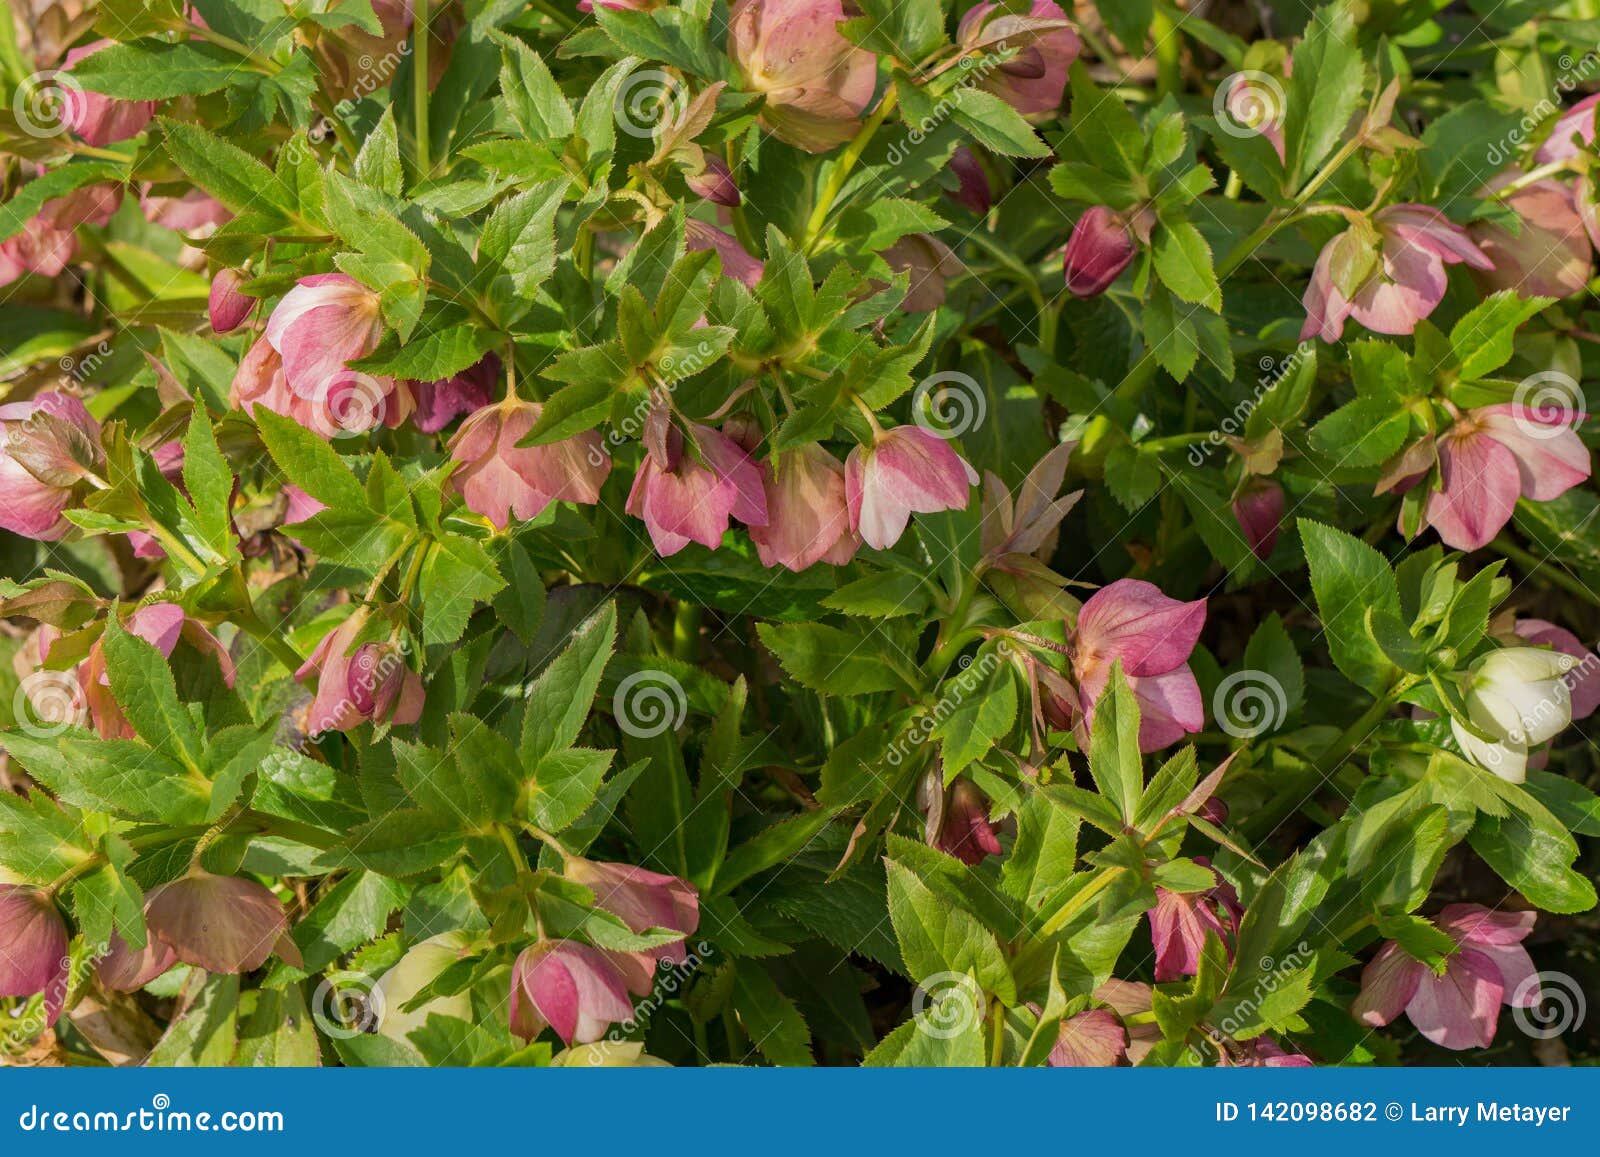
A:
1405,947,1504,1050
1424,428,1521,551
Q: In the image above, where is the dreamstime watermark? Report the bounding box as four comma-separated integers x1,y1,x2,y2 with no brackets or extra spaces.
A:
15,1095,283,1134
2,944,108,1057
886,642,1012,767
1512,370,1585,441
911,971,984,1039
59,340,113,387
614,68,689,140
1212,669,1288,739
585,940,714,1061
11,669,87,738
911,370,986,441
584,343,715,469
884,51,1012,166
1187,343,1313,465
310,971,386,1040
1510,970,1587,1039
612,668,688,738
11,69,81,139
1484,47,1600,167
1213,71,1286,141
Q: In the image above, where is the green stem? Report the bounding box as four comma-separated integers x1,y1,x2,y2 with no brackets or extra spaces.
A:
801,87,898,253
1492,535,1600,606
1214,135,1366,280
988,999,1005,1067
412,0,431,179
236,602,305,674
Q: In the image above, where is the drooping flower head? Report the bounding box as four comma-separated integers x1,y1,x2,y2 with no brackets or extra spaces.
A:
509,939,636,1044
1353,904,1538,1050
565,858,700,994
1071,578,1206,753
207,268,254,334
0,391,102,541
956,0,1081,118
1450,645,1577,783
295,611,423,736
920,774,1003,866
0,885,70,1024
1301,204,1493,342
749,443,858,571
1232,477,1286,561
844,425,976,551
1146,857,1243,982
1062,206,1139,298
626,409,767,556
448,396,609,528
728,0,877,152
1470,175,1592,301
1415,402,1589,552
142,872,301,975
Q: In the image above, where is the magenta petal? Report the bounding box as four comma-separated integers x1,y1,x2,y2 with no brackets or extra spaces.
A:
1475,405,1591,502
1076,578,1207,678
1351,941,1424,1027
1425,429,1521,551
1048,1008,1128,1067
1405,948,1504,1050
1129,666,1204,752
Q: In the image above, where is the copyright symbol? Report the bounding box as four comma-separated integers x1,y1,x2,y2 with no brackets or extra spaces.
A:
1385,1103,1402,1121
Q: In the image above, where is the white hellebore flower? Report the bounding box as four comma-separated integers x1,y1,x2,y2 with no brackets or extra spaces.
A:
1451,646,1577,783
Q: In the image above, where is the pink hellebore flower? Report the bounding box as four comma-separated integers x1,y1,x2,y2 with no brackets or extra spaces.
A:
1226,69,1289,161
1062,206,1138,298
1146,858,1243,982
1352,904,1538,1050
143,872,300,975
1072,578,1206,753
1514,618,1600,721
947,147,993,216
1046,1008,1128,1067
208,268,254,334
1470,176,1592,301
728,0,877,152
957,0,1081,118
0,391,102,541
844,425,977,551
1535,93,1600,166
81,604,235,740
61,41,156,146
140,187,230,234
231,332,413,438
1232,477,1286,561
939,779,1003,866
686,154,741,207
262,272,386,399
448,396,609,528
295,612,423,736
686,219,765,289
566,858,700,994
882,234,961,313
510,940,636,1044
626,415,767,556
1301,205,1493,342
0,885,70,1024
0,185,121,286
749,444,859,571
1421,403,1589,552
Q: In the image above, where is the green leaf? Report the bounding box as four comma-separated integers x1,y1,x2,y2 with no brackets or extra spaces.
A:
521,603,617,763
1088,665,1142,821
1450,290,1551,380
1282,4,1364,183
731,964,814,1066
840,0,946,61
1470,811,1596,914
931,667,1016,778
1300,519,1402,695
1152,219,1222,311
756,622,918,696
102,612,205,771
144,973,239,1066
161,118,292,216
530,747,614,832
182,404,236,561
820,570,931,618
419,535,505,646
494,31,574,139
885,859,1014,1001
254,407,368,510
948,86,1050,158
72,40,244,98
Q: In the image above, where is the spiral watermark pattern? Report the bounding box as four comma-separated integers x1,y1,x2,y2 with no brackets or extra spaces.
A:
13,670,87,737
911,971,983,1040
1212,669,1288,739
612,669,688,738
311,972,386,1039
314,371,391,438
1511,971,1586,1039
614,69,688,140
1214,70,1286,140
911,371,986,440
1512,370,1584,440
12,70,83,138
